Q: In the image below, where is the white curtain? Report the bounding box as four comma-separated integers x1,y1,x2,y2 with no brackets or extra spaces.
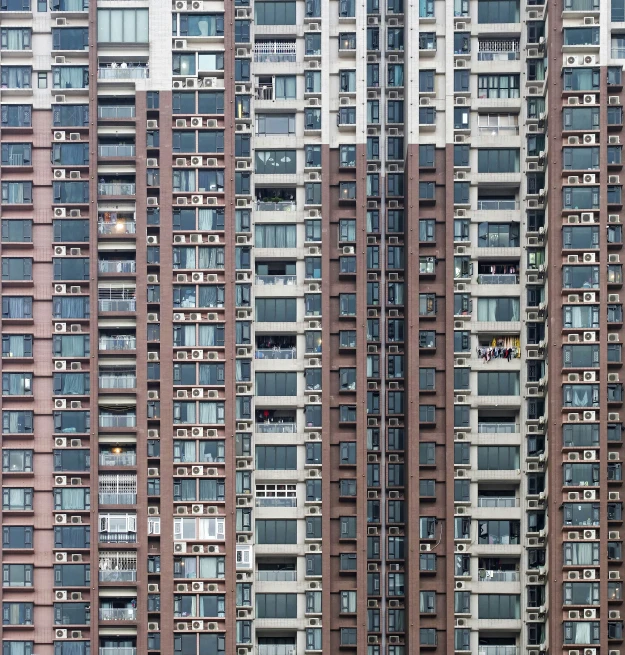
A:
175,440,196,462
198,247,224,269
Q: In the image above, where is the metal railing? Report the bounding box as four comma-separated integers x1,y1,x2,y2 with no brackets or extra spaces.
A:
99,492,137,505
99,336,137,351
477,200,519,211
99,570,137,582
99,375,137,389
257,646,296,655
477,51,520,61
99,649,136,655
478,423,519,433
98,183,136,196
98,106,136,119
255,348,297,360
99,414,137,428
256,200,296,211
98,299,136,312
99,453,137,466
256,497,297,507
477,274,520,284
98,261,136,274
98,145,136,157
98,221,137,235
256,422,296,433
613,48,625,58
99,608,137,621
256,84,274,100
477,497,520,508
99,532,137,543
255,275,297,286
254,42,296,63
257,570,297,581
478,647,518,655
478,570,520,582
98,67,149,80
478,125,520,135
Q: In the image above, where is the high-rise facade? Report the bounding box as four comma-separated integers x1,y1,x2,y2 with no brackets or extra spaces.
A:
1,0,625,653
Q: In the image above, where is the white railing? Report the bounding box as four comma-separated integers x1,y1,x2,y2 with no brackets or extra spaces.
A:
99,570,137,582
99,453,137,467
257,570,297,581
256,497,297,507
98,67,149,80
258,646,296,655
255,348,297,360
99,608,137,621
99,649,136,655
99,375,137,389
98,106,136,119
479,647,518,655
98,261,136,274
477,51,520,61
98,183,136,196
99,492,137,505
256,422,296,433
477,497,520,508
477,274,520,285
98,299,136,312
477,200,519,211
256,200,296,211
99,336,137,351
478,423,519,433
255,275,297,286
254,42,296,63
98,220,136,235
99,145,136,157
99,414,137,428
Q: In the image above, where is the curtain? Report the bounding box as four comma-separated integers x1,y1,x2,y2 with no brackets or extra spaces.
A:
199,286,221,308
198,247,224,269
174,170,195,193
6,297,27,318
60,335,86,357
570,542,594,565
60,489,86,510
8,375,27,395
198,325,217,346
198,170,224,192
177,247,196,269
199,442,223,462
59,374,85,395
179,288,196,308
175,440,196,462
6,336,24,357
59,68,85,89
57,297,87,318
6,183,24,203
199,402,218,424
7,488,27,509
198,209,222,230
181,556,197,578
176,325,196,346
275,76,296,99
573,623,592,644
255,225,296,248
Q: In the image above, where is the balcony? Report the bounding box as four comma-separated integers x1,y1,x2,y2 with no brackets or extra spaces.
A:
256,497,297,507
98,144,136,158
254,41,296,63
99,413,137,428
256,422,296,433
99,336,137,351
256,188,296,211
478,648,518,655
256,200,296,212
255,348,297,360
477,40,520,61
98,220,136,235
99,370,137,390
477,200,519,211
100,649,136,655
99,492,137,505
99,569,137,582
99,532,137,543
98,106,136,119
477,274,519,284
98,288,136,313
478,570,520,582
255,275,297,286
477,496,519,508
478,422,519,433
258,645,296,655
98,64,149,80
98,182,136,197
99,608,137,621
257,570,297,581
98,260,136,274
99,452,137,467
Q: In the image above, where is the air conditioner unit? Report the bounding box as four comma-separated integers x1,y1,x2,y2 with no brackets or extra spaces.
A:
583,174,596,184
583,134,596,144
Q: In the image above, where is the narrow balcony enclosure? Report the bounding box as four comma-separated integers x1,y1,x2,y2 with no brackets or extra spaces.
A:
255,410,296,433
256,187,296,211
255,261,297,286
255,334,296,359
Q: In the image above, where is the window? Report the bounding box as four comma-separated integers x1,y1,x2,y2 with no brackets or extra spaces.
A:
178,13,224,36
97,9,148,42
478,519,520,544
478,74,520,98
256,594,297,619
478,148,519,173
2,564,32,588
2,603,33,625
563,67,600,91
1,28,31,51
255,1,296,24
256,519,297,544
256,298,296,322
478,446,520,469
477,372,519,395
477,297,519,321
3,526,33,549
564,622,600,644
255,446,296,470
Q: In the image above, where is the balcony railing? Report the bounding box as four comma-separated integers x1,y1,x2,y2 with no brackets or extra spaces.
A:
477,51,520,61
255,348,297,360
256,422,296,433
478,570,520,582
254,42,296,63
99,453,137,466
98,183,136,196
256,84,274,100
98,67,149,80
478,423,519,433
478,647,518,655
99,492,137,505
99,608,137,621
99,336,137,351
477,125,520,135
99,375,137,389
477,200,519,211
98,106,136,119
256,200,296,212
98,299,136,312
99,570,137,582
256,497,297,507
613,48,625,59
257,646,296,655
257,570,297,581
98,220,137,235
255,275,297,286
98,145,136,157
99,532,137,543
99,648,136,655
99,414,137,428
477,274,520,285
477,497,520,508
98,261,136,274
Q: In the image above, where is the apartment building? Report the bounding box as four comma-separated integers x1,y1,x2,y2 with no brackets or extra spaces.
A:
0,0,624,653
